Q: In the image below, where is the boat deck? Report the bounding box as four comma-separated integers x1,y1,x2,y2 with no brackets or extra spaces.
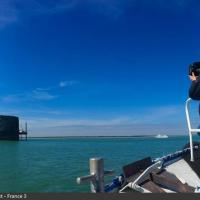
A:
183,147,200,178
139,169,195,193
120,147,200,193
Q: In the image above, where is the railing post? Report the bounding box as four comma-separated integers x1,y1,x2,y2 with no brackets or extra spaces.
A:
77,157,114,193
185,98,194,162
90,158,104,193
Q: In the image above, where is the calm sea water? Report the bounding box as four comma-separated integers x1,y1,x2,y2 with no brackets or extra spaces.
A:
0,135,198,192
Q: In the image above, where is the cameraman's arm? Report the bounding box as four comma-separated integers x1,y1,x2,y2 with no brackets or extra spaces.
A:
189,77,200,99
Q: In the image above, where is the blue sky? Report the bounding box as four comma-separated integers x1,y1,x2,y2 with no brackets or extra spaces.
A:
0,0,200,136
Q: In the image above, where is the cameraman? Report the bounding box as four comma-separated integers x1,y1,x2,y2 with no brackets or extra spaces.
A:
189,72,200,99
189,63,200,116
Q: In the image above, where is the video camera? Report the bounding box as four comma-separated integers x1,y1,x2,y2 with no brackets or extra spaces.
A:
189,62,200,76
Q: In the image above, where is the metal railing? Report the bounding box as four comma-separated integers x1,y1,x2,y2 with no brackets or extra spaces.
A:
77,158,114,193
185,98,200,162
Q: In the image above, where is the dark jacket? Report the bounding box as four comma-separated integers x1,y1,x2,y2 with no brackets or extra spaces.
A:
189,77,200,100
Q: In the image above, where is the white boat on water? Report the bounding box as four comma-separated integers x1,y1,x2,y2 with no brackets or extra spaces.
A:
155,134,168,139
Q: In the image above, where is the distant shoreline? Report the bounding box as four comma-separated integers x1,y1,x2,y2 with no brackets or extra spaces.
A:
28,135,188,139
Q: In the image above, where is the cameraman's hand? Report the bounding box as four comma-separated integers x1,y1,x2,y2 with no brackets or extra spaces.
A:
189,72,197,81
